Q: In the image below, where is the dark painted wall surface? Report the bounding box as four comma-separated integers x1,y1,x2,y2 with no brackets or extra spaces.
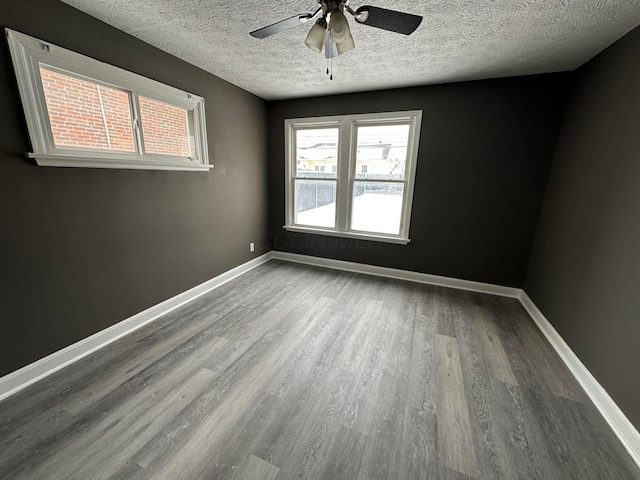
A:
267,76,570,287
0,0,268,375
525,27,640,428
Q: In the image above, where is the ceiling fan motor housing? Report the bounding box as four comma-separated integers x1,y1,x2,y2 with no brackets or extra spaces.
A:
320,0,345,15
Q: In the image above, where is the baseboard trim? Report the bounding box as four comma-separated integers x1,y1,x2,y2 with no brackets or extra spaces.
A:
0,252,273,402
519,291,640,470
271,251,521,298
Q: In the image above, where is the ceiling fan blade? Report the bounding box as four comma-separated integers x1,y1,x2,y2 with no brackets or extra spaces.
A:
250,13,314,39
249,9,320,38
354,6,423,35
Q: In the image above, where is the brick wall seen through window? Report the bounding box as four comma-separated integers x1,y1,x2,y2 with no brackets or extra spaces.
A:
40,67,193,157
40,67,135,152
139,96,193,157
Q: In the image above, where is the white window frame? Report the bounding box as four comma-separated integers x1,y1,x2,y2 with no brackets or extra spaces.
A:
6,29,211,171
284,110,422,245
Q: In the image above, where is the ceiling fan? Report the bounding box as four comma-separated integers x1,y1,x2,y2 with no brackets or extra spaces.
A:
250,0,423,58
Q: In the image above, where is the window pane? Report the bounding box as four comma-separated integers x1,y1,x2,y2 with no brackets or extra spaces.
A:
295,128,338,178
40,66,135,152
295,179,336,228
351,181,404,235
355,124,410,180
139,96,194,157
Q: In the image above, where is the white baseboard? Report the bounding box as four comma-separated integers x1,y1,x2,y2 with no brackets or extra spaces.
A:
0,252,273,402
271,251,521,298
519,291,640,470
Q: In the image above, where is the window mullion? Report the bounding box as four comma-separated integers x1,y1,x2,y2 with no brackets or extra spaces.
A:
130,91,145,156
335,121,353,232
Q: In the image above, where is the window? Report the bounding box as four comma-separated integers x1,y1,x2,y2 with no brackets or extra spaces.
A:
6,29,210,171
285,111,422,244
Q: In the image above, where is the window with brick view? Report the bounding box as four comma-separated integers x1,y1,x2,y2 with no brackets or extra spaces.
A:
40,68,136,152
7,29,210,171
139,96,194,157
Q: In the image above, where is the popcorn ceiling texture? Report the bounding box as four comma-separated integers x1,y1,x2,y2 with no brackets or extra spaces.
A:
60,0,640,100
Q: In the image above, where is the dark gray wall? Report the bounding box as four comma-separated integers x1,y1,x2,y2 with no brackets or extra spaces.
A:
0,0,268,376
267,75,570,287
525,27,640,428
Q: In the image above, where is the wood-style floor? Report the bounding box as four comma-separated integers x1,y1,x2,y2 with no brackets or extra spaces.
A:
0,261,638,480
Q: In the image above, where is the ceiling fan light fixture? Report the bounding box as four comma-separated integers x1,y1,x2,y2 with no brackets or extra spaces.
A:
304,18,327,53
336,34,355,55
329,9,351,44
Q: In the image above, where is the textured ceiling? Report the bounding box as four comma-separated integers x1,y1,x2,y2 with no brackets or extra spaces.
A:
60,0,640,100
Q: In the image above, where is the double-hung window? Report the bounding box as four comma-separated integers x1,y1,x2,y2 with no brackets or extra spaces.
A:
6,29,210,171
285,111,422,244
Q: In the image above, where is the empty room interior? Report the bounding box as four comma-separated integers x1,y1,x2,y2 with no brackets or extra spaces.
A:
1,0,639,478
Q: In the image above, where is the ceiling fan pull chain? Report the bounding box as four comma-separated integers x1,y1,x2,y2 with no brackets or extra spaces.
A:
330,56,333,80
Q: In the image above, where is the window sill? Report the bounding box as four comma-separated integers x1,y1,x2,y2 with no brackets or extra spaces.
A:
283,225,410,245
27,153,213,172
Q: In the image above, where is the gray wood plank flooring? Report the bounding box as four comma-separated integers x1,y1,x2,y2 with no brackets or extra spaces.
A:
435,334,480,478
0,260,638,479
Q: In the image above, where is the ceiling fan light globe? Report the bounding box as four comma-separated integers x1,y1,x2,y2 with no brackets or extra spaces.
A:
336,35,355,55
304,22,326,53
329,10,351,43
